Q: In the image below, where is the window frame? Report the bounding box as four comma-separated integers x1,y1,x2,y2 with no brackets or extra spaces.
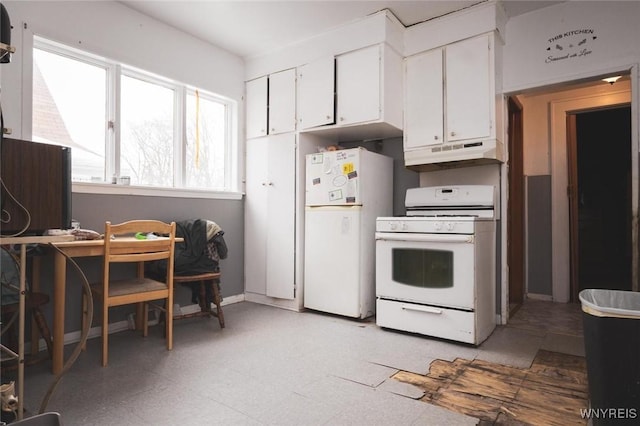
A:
32,36,240,199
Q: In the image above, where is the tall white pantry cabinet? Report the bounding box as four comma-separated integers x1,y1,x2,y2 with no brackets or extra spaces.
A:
244,134,296,300
244,131,331,309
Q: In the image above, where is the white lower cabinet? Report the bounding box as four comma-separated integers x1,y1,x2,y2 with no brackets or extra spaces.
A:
376,299,478,344
245,133,296,299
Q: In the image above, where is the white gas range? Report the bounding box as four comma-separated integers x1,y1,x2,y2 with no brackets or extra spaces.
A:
375,185,497,345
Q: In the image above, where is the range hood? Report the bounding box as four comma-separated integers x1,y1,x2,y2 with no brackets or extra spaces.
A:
404,138,504,172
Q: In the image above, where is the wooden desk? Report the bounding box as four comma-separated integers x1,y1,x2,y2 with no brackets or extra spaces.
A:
0,235,74,420
50,237,179,374
50,239,107,375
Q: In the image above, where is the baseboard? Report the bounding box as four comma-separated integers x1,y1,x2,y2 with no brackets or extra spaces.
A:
30,294,246,351
526,293,554,302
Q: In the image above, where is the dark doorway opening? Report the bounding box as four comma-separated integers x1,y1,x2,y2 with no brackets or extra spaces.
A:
571,106,632,294
508,97,525,315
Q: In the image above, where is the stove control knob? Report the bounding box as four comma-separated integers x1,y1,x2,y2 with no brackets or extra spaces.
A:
401,222,409,231
434,221,443,230
390,222,398,230
446,222,454,231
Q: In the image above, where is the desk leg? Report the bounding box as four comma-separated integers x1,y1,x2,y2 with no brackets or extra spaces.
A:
53,251,66,375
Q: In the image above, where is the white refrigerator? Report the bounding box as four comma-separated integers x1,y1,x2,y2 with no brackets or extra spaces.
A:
304,147,393,318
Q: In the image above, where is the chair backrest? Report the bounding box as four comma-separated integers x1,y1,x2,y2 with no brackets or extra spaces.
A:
103,220,177,286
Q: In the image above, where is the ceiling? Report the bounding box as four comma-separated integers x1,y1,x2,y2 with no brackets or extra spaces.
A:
119,1,562,59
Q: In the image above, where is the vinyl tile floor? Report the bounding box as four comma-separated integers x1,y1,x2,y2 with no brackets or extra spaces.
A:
10,300,585,425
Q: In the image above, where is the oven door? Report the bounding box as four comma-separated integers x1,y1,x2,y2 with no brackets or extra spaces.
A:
375,232,475,310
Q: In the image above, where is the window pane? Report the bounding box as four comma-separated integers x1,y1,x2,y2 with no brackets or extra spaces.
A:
33,48,107,182
120,75,174,186
185,92,227,189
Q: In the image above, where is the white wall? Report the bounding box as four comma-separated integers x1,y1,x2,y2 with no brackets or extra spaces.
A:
1,1,244,140
503,1,640,93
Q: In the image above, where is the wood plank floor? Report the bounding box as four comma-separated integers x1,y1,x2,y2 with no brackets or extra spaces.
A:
393,350,588,425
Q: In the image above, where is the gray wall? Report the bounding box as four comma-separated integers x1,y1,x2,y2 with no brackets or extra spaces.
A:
526,175,552,296
36,193,244,334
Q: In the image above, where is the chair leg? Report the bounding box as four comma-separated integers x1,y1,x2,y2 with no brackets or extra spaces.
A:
166,290,173,351
212,279,225,328
101,303,109,367
198,281,208,312
135,303,144,331
142,303,149,337
31,308,53,359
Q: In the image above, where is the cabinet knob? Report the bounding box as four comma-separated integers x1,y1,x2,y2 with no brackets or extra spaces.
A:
434,135,439,140
340,117,345,122
450,131,456,137
271,128,275,132
326,115,331,120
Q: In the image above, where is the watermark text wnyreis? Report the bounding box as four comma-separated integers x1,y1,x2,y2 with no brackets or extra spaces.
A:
580,408,638,420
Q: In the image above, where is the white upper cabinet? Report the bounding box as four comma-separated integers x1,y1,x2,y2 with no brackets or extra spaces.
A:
268,68,297,135
246,69,296,139
445,35,491,142
297,43,403,140
404,48,444,151
336,45,381,126
297,56,335,130
403,33,502,169
246,76,268,139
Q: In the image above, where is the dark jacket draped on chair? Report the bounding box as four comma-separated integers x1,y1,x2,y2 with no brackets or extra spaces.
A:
147,218,227,304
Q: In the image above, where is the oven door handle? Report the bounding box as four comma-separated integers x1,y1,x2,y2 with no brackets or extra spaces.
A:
375,232,474,244
402,304,443,315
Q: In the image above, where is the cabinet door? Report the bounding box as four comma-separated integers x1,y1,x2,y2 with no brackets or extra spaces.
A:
297,56,335,129
246,76,268,139
265,133,296,299
404,49,444,151
445,35,491,142
245,137,268,294
244,134,296,299
336,45,380,125
269,69,296,135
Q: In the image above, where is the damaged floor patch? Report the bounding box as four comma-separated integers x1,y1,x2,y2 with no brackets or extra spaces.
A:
393,349,589,425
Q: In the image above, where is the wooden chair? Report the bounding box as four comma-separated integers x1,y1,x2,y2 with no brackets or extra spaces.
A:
82,220,176,367
173,272,225,328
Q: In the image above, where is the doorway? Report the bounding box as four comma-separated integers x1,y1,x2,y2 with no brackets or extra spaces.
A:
567,106,632,299
508,97,525,314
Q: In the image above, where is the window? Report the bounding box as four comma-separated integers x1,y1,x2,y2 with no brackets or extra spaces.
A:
32,37,236,193
120,74,175,187
185,90,229,190
33,47,108,181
